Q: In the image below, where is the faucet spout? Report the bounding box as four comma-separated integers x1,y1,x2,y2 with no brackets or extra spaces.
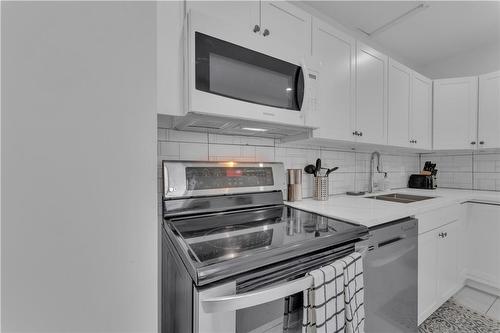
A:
368,151,384,193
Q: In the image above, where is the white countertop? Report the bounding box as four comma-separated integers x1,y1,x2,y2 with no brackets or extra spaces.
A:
285,188,500,228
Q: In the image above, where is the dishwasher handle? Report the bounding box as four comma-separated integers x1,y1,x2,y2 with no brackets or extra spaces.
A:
368,244,416,268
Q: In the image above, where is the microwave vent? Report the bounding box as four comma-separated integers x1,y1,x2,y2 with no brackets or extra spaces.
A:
184,119,229,130
173,113,312,139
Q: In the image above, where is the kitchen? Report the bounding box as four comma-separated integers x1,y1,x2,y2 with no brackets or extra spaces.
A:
2,1,500,333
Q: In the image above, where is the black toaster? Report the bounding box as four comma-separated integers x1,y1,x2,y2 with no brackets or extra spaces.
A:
408,174,436,189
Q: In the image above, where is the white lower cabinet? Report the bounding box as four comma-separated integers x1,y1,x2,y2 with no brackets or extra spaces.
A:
417,206,464,324
417,228,439,323
466,203,500,292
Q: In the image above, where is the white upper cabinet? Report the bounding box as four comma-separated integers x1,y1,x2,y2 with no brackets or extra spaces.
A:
188,1,310,63
355,42,388,145
410,73,432,150
478,70,500,149
307,18,355,141
186,1,259,37
433,77,478,150
388,60,432,150
157,1,185,116
388,59,412,147
260,1,311,62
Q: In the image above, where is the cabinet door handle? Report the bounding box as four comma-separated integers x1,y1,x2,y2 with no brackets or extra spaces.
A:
263,29,270,37
253,25,260,33
471,141,476,145
479,141,485,145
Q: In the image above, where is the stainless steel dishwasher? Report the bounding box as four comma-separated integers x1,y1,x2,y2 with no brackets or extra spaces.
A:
356,217,418,333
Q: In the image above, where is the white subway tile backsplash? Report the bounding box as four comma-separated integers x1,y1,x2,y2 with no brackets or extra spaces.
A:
158,128,500,197
167,129,208,143
179,142,208,160
159,142,180,157
423,152,500,191
255,146,275,162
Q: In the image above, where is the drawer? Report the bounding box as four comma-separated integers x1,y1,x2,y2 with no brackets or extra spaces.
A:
416,204,461,234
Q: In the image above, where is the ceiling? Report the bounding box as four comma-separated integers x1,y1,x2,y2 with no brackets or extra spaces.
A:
305,1,500,68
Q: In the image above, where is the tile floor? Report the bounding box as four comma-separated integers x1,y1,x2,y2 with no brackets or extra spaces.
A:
453,286,500,320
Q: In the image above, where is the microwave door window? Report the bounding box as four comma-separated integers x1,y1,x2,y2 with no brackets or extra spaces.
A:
209,53,293,109
195,32,301,111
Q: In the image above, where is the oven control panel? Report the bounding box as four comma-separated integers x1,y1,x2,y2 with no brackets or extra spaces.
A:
162,161,285,198
186,167,274,190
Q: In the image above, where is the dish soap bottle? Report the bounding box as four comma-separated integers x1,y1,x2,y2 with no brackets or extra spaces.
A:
381,172,390,191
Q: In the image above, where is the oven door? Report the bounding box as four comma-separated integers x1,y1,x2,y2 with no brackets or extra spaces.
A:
188,10,310,127
193,244,361,333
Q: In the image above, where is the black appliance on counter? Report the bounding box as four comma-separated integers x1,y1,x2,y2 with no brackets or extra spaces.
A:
408,174,437,189
409,161,438,189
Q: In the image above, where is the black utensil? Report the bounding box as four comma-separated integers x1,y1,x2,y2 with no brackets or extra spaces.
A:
304,164,316,175
315,159,321,176
325,167,339,176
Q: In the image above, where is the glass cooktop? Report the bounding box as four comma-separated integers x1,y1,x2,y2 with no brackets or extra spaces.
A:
166,205,364,266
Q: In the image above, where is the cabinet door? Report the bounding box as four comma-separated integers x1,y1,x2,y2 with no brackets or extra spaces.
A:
478,71,500,149
187,1,259,36
418,229,438,324
410,73,432,150
355,42,388,145
260,1,311,62
308,18,355,141
433,77,478,150
466,203,500,290
157,1,184,116
388,59,411,147
437,221,460,302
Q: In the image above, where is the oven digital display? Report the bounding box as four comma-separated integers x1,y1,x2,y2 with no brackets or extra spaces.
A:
186,167,274,190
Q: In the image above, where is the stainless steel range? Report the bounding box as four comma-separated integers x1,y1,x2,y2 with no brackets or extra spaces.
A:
161,161,369,333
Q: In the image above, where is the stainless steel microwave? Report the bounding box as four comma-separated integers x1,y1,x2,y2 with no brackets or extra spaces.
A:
186,10,316,128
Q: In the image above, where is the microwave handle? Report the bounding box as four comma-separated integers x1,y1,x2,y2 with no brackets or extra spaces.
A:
162,162,170,197
299,59,310,114
202,247,368,313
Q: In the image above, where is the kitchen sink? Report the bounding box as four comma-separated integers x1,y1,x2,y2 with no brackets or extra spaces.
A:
366,193,435,203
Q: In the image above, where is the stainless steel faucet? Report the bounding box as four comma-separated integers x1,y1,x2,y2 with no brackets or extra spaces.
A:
368,151,384,193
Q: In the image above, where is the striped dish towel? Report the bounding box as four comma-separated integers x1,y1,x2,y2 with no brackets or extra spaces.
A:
302,253,365,333
340,253,365,333
302,261,345,333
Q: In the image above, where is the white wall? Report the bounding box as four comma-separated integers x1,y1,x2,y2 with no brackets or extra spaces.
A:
418,43,500,79
2,2,157,332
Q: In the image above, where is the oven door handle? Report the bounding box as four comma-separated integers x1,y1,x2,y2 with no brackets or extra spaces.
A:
202,275,314,313
202,248,369,313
